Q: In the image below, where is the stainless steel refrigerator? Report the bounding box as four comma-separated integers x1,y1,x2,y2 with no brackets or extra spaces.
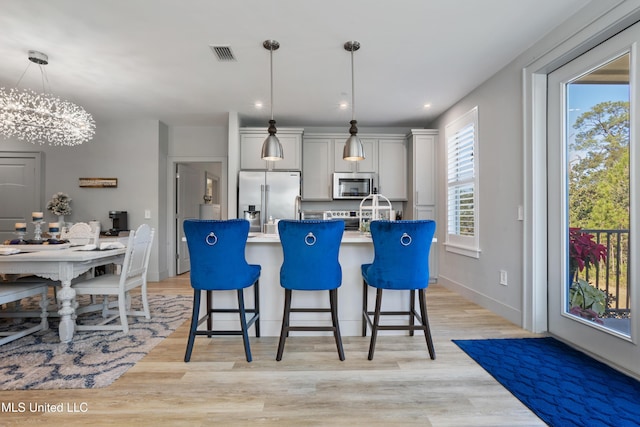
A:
238,171,301,232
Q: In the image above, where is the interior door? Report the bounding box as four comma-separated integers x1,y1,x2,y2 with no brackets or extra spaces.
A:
176,163,201,274
547,22,639,377
0,153,40,243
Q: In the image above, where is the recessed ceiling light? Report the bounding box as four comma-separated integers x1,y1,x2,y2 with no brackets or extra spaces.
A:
423,103,432,109
254,101,264,109
339,102,349,110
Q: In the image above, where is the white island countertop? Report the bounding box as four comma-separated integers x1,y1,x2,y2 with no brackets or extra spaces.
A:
247,230,372,243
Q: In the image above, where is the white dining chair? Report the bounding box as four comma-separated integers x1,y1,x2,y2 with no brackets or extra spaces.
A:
0,283,49,345
61,222,100,246
73,224,155,333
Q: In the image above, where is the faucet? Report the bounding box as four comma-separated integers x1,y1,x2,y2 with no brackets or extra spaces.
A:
294,195,302,220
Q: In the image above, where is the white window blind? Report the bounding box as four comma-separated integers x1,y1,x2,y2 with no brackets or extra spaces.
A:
445,107,480,258
447,123,475,236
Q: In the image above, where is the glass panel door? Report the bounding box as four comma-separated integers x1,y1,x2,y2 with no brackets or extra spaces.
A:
548,21,639,377
566,54,630,335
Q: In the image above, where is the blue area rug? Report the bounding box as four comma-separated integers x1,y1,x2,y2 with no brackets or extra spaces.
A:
453,337,640,427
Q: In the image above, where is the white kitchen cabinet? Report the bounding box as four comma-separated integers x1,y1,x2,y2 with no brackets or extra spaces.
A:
240,128,303,170
415,205,435,220
377,138,407,200
407,129,438,281
302,133,406,201
302,137,333,200
407,130,437,215
334,138,377,173
415,205,437,281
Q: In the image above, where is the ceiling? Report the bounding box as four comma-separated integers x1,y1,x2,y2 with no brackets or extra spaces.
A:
0,0,592,129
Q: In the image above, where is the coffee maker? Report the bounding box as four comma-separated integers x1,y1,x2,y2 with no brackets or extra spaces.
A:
243,205,261,233
106,211,128,236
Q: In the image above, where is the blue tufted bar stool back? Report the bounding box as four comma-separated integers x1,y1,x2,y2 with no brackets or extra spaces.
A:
183,219,261,362
276,219,345,361
361,220,436,360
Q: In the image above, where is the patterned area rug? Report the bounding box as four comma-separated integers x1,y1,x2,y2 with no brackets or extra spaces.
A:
454,337,640,427
0,294,190,390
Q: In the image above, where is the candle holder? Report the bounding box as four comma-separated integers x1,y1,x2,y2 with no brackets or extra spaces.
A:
32,221,43,241
13,230,26,243
48,223,61,240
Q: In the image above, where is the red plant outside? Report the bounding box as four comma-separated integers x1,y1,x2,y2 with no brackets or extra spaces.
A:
569,227,608,273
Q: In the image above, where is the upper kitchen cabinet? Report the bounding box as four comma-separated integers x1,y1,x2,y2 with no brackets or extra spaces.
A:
377,137,408,200
240,127,304,170
303,133,407,201
334,138,377,173
407,129,438,218
302,137,333,200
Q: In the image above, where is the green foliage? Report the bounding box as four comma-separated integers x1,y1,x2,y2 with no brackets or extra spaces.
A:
569,101,629,230
569,279,607,316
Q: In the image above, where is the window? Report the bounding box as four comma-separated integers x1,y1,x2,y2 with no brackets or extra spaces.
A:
445,107,480,258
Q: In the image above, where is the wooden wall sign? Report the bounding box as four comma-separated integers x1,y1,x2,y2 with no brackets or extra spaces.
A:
79,177,118,188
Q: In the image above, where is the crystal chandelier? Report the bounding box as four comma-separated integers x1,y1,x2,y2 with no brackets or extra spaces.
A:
0,50,95,146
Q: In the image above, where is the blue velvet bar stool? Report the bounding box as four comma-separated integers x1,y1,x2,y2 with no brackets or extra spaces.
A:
276,219,345,361
182,219,261,362
361,220,436,360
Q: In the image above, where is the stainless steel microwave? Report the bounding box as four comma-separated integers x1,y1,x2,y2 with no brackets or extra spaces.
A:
332,172,377,199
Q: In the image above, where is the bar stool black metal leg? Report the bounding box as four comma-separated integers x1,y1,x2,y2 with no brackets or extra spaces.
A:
206,290,213,337
368,288,384,360
253,279,260,337
330,288,345,361
184,290,201,362
237,288,252,362
276,289,292,361
419,289,435,360
409,289,417,337
409,289,415,336
362,279,368,337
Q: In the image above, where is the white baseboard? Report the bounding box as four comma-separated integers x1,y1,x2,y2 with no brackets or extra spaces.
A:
437,275,523,327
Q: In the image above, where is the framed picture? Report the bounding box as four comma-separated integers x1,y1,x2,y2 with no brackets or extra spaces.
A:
203,172,214,203
79,177,118,188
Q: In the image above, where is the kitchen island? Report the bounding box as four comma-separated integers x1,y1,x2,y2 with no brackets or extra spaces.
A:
202,231,415,337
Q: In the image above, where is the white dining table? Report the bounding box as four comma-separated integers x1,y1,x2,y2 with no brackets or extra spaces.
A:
0,246,126,342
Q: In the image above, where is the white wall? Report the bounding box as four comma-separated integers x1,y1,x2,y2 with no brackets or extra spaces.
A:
433,64,524,325
157,122,169,281
167,126,227,157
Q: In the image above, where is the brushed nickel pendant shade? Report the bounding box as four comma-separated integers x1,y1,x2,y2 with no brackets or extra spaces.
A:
343,40,365,161
261,40,284,161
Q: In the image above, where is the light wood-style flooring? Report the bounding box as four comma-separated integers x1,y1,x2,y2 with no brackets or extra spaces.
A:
0,276,546,426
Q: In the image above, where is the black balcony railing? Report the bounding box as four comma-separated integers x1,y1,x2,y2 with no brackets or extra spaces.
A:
576,229,630,318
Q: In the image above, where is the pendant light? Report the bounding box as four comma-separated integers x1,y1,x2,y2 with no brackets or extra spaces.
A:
261,40,283,161
343,40,365,161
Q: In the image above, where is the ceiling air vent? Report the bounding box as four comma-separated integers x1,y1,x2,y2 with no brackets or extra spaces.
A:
209,45,236,62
